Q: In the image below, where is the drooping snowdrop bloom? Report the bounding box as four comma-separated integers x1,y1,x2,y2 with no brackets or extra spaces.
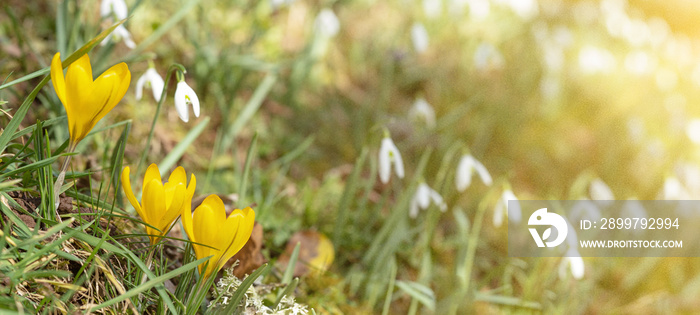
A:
590,178,614,207
568,199,601,222
411,23,429,54
136,67,165,102
100,0,136,49
101,25,136,49
409,97,436,128
378,136,405,184
409,183,448,218
423,0,442,19
474,42,504,72
174,80,200,123
315,9,340,39
493,189,520,227
101,0,128,20
559,248,584,280
455,154,492,192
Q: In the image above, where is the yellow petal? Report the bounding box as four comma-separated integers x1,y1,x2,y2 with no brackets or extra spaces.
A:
168,166,187,186
143,178,166,244
50,53,67,106
120,166,146,222
193,196,226,251
144,164,162,188
64,54,95,142
84,62,131,133
158,183,185,233
220,207,255,270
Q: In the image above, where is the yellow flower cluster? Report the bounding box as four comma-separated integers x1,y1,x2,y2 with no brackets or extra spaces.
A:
51,52,255,279
121,164,255,278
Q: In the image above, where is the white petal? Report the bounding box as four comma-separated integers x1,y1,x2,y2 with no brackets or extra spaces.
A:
135,71,148,101
410,98,436,128
493,200,504,227
416,184,431,209
101,0,128,19
569,256,585,279
411,23,429,53
392,145,405,179
378,138,392,184
147,68,165,102
428,187,447,212
590,178,614,201
409,197,420,218
503,190,521,223
473,159,492,186
315,9,340,38
455,155,473,192
174,81,190,122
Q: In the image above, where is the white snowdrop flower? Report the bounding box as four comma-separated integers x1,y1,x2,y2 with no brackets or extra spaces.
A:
101,0,128,20
455,154,492,192
559,248,584,280
100,24,136,49
135,67,165,102
474,42,504,72
410,183,447,218
409,97,436,128
590,178,614,201
423,0,442,19
655,67,678,91
493,189,520,227
506,0,538,20
540,75,561,100
664,177,690,200
315,9,340,38
174,80,201,123
411,23,429,54
578,46,616,74
378,136,405,184
569,199,601,222
467,0,490,20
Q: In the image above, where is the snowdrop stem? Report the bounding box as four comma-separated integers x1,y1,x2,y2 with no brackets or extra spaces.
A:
136,63,186,176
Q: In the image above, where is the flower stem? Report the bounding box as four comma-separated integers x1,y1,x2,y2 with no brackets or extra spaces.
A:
53,143,75,222
136,63,186,176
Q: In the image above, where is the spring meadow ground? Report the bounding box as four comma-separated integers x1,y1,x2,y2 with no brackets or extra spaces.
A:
3,0,700,314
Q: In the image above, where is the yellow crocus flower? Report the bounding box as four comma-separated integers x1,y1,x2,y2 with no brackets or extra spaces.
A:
121,164,196,245
181,195,255,278
50,52,131,147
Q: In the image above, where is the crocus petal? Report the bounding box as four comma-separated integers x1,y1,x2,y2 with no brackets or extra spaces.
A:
168,166,187,186
142,179,166,243
144,164,162,188
50,53,67,105
120,166,146,221
159,183,186,233
222,207,255,265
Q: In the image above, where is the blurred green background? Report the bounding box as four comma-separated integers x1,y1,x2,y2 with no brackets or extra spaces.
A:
4,0,700,313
